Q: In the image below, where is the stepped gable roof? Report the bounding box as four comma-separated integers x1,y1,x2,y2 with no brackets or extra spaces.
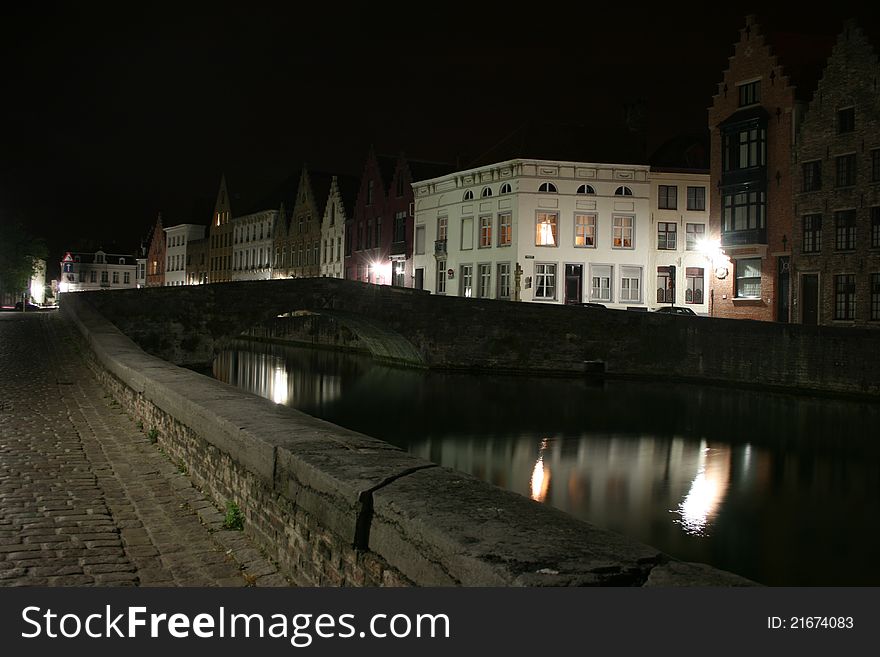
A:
334,174,360,218
305,170,335,218
749,15,837,102
648,131,710,172
465,119,647,169
375,154,399,194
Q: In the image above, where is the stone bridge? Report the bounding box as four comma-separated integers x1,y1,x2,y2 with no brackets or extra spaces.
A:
81,277,880,397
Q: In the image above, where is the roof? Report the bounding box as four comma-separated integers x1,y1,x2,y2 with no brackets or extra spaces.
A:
649,131,710,171
375,155,399,194
465,119,648,169
68,251,137,265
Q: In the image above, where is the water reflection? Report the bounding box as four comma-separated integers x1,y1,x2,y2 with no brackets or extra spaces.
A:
212,339,880,586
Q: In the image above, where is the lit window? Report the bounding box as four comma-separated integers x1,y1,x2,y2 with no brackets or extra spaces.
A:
686,223,705,250
612,215,634,248
538,182,557,193
437,216,448,241
479,216,492,248
534,263,556,300
535,212,558,246
735,258,761,298
656,267,673,303
498,213,512,246
574,214,596,247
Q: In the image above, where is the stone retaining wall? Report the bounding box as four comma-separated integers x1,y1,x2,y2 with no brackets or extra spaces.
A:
61,295,756,586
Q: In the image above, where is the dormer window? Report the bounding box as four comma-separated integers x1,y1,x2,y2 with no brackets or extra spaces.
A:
615,186,633,196
481,187,492,198
538,182,557,193
577,184,595,195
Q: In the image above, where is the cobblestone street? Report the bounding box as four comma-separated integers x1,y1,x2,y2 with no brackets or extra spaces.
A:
0,311,288,586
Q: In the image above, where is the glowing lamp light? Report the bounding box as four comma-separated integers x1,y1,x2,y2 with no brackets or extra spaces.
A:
271,367,288,405
58,281,70,294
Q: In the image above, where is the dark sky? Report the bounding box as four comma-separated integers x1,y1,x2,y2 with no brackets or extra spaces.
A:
0,3,872,275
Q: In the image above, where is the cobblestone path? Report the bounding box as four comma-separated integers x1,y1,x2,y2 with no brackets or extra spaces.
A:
0,311,289,586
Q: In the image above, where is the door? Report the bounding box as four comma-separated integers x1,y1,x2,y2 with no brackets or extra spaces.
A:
565,264,583,305
414,268,424,290
801,274,819,325
777,256,790,323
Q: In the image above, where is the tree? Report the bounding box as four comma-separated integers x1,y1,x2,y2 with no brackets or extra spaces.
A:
0,219,47,300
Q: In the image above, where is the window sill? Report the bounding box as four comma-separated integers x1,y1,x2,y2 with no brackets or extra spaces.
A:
732,297,764,305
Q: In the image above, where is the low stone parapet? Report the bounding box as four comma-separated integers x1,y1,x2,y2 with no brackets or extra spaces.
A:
61,294,756,587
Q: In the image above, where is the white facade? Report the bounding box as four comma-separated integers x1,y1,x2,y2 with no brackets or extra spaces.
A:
136,257,147,288
320,176,347,279
648,171,712,314
412,159,654,308
164,224,206,286
232,210,276,281
59,251,137,292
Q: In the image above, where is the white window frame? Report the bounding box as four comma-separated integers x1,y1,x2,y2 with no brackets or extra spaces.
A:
574,213,597,248
497,262,511,299
479,215,492,248
534,262,557,301
460,264,474,298
498,212,512,246
535,211,559,247
590,264,613,302
477,263,492,298
612,215,634,249
619,266,642,304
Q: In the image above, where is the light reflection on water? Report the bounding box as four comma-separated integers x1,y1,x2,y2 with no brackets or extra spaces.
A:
212,340,880,586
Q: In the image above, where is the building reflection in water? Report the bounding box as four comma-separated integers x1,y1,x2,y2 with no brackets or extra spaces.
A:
212,339,880,586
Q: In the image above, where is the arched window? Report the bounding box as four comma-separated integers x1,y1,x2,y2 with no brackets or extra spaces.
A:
615,186,633,196
463,190,474,201
481,187,493,198
538,182,557,193
500,183,512,194
577,184,595,195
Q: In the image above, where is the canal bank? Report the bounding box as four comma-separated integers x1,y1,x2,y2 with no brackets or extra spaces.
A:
61,294,755,586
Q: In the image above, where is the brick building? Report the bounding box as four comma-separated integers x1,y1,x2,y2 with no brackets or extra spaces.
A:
792,21,880,327
208,175,234,283
145,213,166,287
273,168,333,279
708,15,833,322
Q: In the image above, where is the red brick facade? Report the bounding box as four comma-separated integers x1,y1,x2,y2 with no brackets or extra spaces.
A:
145,213,165,287
708,16,804,322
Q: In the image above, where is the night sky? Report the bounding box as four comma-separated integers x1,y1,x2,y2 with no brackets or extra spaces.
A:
1,3,874,276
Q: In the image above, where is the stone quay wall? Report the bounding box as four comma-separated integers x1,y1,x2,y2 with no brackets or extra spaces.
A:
60,295,754,587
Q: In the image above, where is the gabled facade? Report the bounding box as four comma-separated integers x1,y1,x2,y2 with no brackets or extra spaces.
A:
320,175,357,279
164,223,206,286
59,251,138,292
185,238,208,286
272,168,332,279
146,213,166,287
208,175,234,283
708,15,832,322
412,158,656,308
792,21,880,327
346,150,391,284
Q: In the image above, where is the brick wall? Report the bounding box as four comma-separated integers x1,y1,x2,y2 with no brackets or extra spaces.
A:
792,21,880,327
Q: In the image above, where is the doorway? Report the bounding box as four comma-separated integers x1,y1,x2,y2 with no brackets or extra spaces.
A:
801,273,819,325
565,264,583,305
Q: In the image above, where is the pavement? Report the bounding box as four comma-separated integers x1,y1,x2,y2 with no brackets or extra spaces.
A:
0,310,289,586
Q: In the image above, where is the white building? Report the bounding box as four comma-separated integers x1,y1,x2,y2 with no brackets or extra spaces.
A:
648,170,711,314
232,210,276,281
320,175,355,279
164,224,206,286
59,251,137,292
136,257,147,288
411,158,655,308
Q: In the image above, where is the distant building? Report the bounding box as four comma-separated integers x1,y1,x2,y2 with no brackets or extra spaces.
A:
146,213,166,287
792,21,880,327
232,210,276,281
708,15,833,322
273,168,333,279
136,257,146,288
185,238,209,285
320,175,358,279
59,250,137,292
164,224,206,286
208,176,234,283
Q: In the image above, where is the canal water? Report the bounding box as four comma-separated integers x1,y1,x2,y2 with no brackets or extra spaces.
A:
211,339,880,586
